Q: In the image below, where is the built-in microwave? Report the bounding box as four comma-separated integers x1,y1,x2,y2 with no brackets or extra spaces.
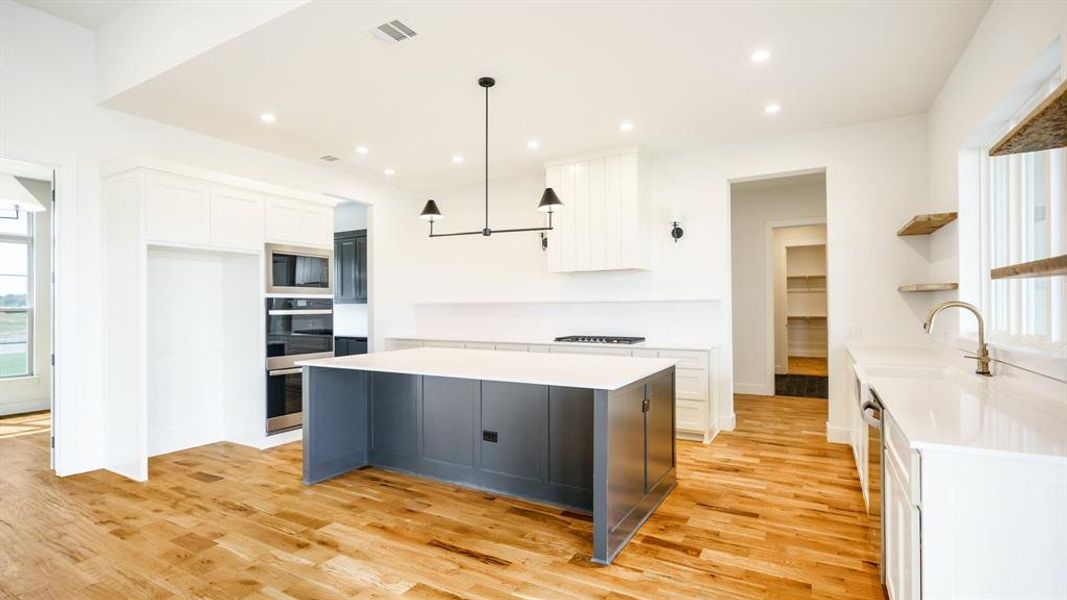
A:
265,243,333,295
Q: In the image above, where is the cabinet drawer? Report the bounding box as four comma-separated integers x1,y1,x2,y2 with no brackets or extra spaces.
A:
659,349,707,370
385,340,423,351
884,412,921,501
550,345,632,356
630,349,659,358
675,367,709,401
527,344,552,354
493,343,529,352
676,400,707,433
463,342,495,350
423,341,466,349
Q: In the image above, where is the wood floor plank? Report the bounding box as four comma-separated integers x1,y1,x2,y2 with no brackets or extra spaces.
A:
0,395,882,599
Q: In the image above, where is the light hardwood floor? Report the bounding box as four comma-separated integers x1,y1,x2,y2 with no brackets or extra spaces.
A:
0,410,49,440
0,395,882,599
787,357,829,377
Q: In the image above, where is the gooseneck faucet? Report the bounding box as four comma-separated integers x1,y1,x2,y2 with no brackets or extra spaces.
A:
922,301,992,376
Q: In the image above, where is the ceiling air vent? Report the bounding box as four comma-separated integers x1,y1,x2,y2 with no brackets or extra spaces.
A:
319,155,340,162
367,19,418,45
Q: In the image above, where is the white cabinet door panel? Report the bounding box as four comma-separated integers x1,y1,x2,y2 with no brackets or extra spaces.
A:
588,158,606,269
145,174,211,246
211,186,263,250
603,154,622,270
300,207,333,247
264,197,303,243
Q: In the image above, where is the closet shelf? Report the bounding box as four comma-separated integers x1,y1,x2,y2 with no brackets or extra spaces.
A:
989,78,1067,157
896,212,958,236
897,283,959,293
786,314,827,319
990,255,1067,280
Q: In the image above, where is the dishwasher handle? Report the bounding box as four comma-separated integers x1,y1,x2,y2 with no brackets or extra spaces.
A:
860,391,884,429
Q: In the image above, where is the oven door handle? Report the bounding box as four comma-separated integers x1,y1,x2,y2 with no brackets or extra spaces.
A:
269,368,304,376
268,309,333,316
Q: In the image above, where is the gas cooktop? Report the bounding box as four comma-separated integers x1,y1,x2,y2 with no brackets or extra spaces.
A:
554,335,646,345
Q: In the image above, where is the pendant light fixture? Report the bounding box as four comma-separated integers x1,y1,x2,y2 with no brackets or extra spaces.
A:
419,77,562,237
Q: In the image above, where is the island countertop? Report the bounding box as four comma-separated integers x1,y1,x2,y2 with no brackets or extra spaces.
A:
298,347,678,390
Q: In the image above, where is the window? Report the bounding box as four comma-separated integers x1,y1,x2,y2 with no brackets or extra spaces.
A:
978,72,1067,349
0,209,34,378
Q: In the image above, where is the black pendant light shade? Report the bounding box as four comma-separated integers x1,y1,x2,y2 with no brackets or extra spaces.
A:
419,199,443,221
537,187,563,213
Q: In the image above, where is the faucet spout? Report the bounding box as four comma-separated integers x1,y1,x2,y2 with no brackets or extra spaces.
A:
923,301,992,376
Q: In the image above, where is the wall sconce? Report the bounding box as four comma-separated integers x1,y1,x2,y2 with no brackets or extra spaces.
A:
670,221,684,242
669,205,684,243
539,232,548,251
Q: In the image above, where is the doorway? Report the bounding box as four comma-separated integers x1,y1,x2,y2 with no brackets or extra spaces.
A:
730,171,828,404
0,158,54,459
774,227,828,397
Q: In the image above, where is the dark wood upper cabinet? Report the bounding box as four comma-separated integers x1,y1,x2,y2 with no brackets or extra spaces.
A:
334,229,367,304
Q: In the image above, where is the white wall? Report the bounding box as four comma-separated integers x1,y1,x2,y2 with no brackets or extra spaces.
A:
374,116,930,439
0,178,51,416
730,176,825,395
0,0,416,475
927,0,1067,384
334,202,368,232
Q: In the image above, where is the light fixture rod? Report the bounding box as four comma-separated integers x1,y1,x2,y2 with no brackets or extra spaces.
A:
423,76,559,239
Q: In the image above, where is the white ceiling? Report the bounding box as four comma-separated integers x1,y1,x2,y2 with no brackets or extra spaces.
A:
102,1,990,193
17,0,134,29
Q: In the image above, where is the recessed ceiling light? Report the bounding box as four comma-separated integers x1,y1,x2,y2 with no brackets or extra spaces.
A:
259,112,277,124
383,168,395,176
764,103,781,114
355,145,369,155
751,49,771,63
527,140,540,150
619,121,634,132
452,155,464,164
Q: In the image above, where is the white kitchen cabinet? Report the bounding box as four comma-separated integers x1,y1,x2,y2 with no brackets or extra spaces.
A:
545,149,650,273
883,417,921,600
211,186,264,251
145,173,211,246
384,337,718,442
265,196,333,248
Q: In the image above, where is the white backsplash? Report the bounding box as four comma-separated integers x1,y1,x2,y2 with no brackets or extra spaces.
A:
411,300,721,344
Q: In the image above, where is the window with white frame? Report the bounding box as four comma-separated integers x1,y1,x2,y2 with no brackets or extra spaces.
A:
0,209,34,378
978,72,1066,349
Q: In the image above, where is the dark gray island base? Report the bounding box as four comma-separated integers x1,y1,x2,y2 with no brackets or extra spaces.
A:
301,356,676,565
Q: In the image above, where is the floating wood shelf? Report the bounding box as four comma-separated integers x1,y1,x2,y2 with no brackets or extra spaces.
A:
897,212,958,236
989,79,1067,157
897,283,959,293
786,314,827,319
990,255,1067,280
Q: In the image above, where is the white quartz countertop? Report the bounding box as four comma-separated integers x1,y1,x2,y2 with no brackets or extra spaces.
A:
869,373,1067,460
388,334,720,352
850,345,1067,461
298,347,678,391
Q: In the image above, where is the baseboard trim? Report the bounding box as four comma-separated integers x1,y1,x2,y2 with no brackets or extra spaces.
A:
826,423,850,444
0,398,49,417
720,413,736,431
734,383,773,396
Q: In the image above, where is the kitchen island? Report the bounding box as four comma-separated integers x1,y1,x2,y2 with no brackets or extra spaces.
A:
298,347,678,564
